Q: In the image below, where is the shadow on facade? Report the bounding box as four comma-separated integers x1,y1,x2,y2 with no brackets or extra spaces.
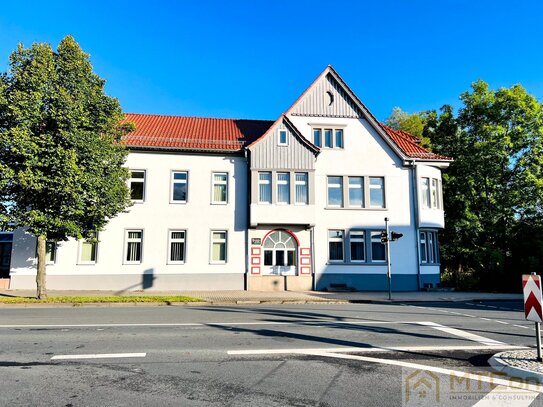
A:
114,268,155,295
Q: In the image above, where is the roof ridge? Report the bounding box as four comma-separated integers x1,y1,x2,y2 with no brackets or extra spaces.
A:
125,113,274,123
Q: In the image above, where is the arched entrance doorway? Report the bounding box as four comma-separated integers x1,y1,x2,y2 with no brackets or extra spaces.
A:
262,230,298,275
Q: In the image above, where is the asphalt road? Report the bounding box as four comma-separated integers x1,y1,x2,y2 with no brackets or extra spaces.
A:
0,300,539,406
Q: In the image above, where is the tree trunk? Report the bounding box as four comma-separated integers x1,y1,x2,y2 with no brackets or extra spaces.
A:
36,235,47,299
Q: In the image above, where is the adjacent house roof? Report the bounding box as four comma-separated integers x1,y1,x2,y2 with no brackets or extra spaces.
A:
380,124,453,161
123,113,274,152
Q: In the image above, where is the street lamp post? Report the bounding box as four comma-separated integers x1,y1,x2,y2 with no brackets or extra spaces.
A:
385,217,391,300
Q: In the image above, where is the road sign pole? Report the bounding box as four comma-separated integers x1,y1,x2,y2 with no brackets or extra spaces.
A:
536,322,543,362
385,217,391,300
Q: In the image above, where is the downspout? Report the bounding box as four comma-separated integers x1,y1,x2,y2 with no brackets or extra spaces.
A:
310,225,316,291
244,148,250,291
410,160,422,291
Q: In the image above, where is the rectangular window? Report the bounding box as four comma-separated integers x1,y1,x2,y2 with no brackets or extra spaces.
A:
125,230,143,264
327,176,343,207
129,170,145,201
369,177,385,208
348,176,364,207
350,230,365,262
328,230,344,262
211,231,227,263
171,171,188,203
278,129,288,146
420,232,427,263
420,230,439,264
421,177,430,209
295,173,308,204
277,172,290,204
431,178,438,209
335,129,344,148
258,172,272,203
370,231,386,262
45,241,57,264
79,232,98,264
168,230,186,264
324,129,333,148
212,172,228,204
313,129,322,147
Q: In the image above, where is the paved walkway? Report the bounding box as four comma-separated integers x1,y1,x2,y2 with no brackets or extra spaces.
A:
0,288,522,304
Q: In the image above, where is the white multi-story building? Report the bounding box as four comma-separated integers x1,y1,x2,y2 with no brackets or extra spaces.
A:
2,66,451,291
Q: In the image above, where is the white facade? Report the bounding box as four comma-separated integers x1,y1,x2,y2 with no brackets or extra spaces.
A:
5,66,451,291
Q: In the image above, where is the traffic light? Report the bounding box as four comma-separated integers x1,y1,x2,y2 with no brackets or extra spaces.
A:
390,232,403,241
380,230,388,243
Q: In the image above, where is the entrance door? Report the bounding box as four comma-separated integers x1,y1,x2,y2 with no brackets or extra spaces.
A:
262,230,297,275
0,233,13,278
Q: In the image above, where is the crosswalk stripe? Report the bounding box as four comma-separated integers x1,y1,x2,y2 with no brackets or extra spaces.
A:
472,385,539,406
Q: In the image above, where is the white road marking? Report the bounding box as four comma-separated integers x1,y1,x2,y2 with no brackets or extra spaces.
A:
494,320,509,325
0,320,422,329
480,317,492,321
228,344,527,356
472,385,539,406
416,322,506,346
51,352,146,360
513,324,530,329
487,305,498,309
304,352,543,393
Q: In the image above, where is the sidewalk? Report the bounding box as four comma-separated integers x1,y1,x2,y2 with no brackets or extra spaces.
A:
0,288,522,304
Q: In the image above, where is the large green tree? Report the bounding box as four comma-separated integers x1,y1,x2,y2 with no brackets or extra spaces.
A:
0,36,133,298
385,107,433,148
424,81,543,290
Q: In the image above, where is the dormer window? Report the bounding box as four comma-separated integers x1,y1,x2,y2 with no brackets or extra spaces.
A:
311,126,344,149
278,129,288,146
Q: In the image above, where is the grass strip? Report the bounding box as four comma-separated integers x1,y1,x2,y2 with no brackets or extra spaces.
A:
0,295,203,304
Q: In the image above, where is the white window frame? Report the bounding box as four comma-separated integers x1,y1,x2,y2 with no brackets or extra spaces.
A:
45,241,57,265
278,129,288,146
78,232,98,265
369,176,386,208
431,178,439,209
328,230,345,262
258,172,272,204
168,230,186,265
421,177,430,209
170,171,188,203
294,172,309,205
276,172,290,205
124,229,143,265
129,170,146,202
313,128,322,147
211,172,228,204
420,230,439,265
210,230,228,264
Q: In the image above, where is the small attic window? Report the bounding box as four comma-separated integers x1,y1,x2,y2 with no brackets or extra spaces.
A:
278,129,288,146
325,91,334,106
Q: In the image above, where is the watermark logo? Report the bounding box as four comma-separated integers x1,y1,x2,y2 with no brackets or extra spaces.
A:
402,367,543,406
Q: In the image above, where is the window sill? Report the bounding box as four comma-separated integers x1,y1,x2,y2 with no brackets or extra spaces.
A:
167,262,185,265
76,262,97,266
210,262,227,265
420,263,441,266
326,262,386,266
169,201,188,205
211,202,228,205
324,207,387,211
123,262,142,265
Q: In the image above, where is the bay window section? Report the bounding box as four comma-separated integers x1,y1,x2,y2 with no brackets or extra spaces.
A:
348,177,364,207
258,172,272,203
328,230,344,262
421,177,430,209
369,177,385,208
420,230,439,264
327,176,343,207
276,172,290,204
431,178,439,209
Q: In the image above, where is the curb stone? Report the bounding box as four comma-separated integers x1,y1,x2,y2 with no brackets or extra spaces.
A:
489,351,543,384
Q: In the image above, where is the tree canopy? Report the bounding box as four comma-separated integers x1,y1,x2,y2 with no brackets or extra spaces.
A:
0,35,133,297
421,81,543,290
385,107,432,148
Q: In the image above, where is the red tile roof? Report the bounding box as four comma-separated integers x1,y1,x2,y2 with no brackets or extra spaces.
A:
380,124,453,161
123,113,274,152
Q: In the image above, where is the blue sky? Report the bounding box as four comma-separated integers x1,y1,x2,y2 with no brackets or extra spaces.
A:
0,1,541,121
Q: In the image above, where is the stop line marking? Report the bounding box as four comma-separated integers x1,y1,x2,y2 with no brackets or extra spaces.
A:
51,352,146,360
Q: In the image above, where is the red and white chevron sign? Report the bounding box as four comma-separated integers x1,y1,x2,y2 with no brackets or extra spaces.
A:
523,274,543,323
